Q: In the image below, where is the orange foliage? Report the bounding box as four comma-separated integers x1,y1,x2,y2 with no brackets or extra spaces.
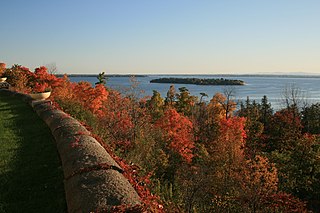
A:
101,90,135,150
0,62,6,74
240,155,279,209
243,155,278,194
28,66,64,93
4,65,32,93
52,74,74,100
51,74,108,117
216,117,247,160
71,81,108,117
156,108,194,163
208,92,236,121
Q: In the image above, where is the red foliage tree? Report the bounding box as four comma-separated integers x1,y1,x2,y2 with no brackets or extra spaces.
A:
71,81,108,117
208,116,247,203
156,108,194,163
52,74,74,100
27,66,64,94
0,62,6,74
4,65,32,92
100,90,135,151
216,117,247,162
239,155,279,212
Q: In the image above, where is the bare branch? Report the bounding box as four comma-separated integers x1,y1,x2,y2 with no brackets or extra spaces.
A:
45,62,59,74
281,83,307,110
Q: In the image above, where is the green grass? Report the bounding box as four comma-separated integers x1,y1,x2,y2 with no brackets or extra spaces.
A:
0,92,66,213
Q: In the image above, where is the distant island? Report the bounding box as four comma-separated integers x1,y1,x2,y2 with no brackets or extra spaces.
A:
150,77,245,86
55,74,148,78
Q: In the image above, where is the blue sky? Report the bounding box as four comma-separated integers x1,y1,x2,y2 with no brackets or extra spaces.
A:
1,0,319,74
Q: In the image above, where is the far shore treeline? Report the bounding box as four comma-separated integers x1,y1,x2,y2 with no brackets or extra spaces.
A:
55,74,148,78
150,77,245,85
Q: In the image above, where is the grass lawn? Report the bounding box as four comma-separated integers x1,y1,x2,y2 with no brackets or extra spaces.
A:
0,92,66,213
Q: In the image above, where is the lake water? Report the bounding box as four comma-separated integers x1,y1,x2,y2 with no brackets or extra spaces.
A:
69,75,320,110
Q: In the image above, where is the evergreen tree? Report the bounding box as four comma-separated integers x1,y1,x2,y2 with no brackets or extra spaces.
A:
175,87,197,116
165,84,176,106
302,103,320,134
95,72,107,85
147,90,164,120
259,95,273,126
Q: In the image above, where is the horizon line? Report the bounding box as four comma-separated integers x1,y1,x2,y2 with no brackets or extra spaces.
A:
56,73,320,78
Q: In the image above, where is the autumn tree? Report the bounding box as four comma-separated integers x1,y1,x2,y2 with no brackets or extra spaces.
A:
3,64,32,92
206,117,247,211
53,74,74,100
70,81,109,117
214,117,247,172
98,77,152,160
28,66,64,95
99,86,145,153
155,108,194,183
208,91,236,122
171,115,246,212
240,155,279,212
156,108,194,163
203,92,236,148
99,90,134,152
124,76,151,148
0,62,6,75
207,93,227,123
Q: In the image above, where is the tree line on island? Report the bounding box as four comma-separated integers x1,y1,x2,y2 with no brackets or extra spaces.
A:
150,77,245,85
1,64,320,212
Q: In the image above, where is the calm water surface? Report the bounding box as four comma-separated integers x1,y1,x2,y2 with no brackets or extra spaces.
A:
69,75,320,110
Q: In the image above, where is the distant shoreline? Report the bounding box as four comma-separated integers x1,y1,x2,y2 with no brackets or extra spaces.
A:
55,74,148,78
56,74,320,79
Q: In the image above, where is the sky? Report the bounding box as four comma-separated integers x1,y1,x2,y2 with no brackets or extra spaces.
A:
1,0,320,74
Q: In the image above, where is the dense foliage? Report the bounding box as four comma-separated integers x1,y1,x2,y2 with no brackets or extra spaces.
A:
150,77,245,85
4,63,320,212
